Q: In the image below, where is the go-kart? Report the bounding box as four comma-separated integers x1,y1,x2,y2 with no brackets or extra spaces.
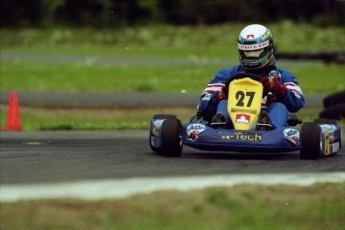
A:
149,73,342,159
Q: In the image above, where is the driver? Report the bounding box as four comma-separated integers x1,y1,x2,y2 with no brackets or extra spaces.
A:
199,24,305,130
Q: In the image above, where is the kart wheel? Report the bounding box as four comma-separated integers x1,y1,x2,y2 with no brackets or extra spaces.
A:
300,122,321,160
153,114,177,119
323,90,345,108
313,119,338,124
319,104,345,120
313,118,341,149
161,118,183,157
149,136,161,153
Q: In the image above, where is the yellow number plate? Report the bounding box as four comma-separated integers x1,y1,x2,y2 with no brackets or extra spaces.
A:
227,78,263,130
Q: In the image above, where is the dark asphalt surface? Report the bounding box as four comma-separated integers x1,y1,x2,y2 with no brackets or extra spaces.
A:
0,90,325,108
1,130,344,185
0,91,200,108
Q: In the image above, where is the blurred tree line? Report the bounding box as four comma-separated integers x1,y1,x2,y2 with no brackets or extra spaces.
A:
1,0,344,28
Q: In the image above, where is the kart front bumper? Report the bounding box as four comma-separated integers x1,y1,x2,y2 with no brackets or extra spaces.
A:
182,123,301,153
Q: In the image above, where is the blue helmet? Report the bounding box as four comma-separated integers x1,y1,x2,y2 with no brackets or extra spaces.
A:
238,24,274,70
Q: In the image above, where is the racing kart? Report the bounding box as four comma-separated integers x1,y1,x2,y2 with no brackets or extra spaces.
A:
149,73,342,159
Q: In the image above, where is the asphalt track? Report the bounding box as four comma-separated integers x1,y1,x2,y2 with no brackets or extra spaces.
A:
1,130,344,186
0,53,343,200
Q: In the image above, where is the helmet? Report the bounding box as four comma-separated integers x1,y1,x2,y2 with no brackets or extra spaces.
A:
238,24,274,70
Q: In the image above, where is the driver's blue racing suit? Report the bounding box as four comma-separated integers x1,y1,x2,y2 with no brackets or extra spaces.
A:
199,65,305,128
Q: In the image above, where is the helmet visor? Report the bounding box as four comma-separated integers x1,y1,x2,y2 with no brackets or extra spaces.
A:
239,48,268,61
243,49,264,58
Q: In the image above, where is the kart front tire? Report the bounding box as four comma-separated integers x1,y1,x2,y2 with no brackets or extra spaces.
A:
150,114,177,153
300,122,321,160
149,137,161,153
161,118,183,157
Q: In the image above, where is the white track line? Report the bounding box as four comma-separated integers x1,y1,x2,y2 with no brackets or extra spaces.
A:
1,172,345,202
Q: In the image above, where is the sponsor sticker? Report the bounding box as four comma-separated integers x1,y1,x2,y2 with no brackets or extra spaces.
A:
231,108,257,114
330,142,340,153
247,34,254,39
268,70,281,78
186,124,206,141
222,132,262,141
261,30,271,40
284,128,300,145
238,40,270,50
320,124,337,132
235,114,250,124
202,93,212,101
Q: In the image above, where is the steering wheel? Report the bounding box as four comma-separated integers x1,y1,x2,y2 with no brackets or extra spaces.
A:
225,72,262,86
224,72,265,98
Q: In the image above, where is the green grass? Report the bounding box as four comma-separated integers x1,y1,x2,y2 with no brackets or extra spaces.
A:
1,105,331,131
0,106,197,130
0,60,214,93
1,23,344,94
1,60,344,93
1,183,345,230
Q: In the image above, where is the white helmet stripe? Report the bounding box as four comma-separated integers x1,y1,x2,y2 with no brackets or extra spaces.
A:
238,40,270,50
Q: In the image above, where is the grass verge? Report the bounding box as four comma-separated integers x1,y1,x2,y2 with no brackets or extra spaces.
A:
0,105,326,131
1,183,345,230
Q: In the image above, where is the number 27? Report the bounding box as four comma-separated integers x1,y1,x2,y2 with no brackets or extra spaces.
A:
235,91,255,107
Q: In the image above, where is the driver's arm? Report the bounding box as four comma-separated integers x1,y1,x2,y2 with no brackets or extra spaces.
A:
199,68,230,113
280,72,305,113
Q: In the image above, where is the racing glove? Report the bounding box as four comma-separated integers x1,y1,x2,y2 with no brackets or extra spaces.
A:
215,85,228,102
260,76,272,97
260,76,287,99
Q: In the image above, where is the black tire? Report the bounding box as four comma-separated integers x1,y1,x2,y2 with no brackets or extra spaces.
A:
161,119,183,157
300,122,321,159
150,114,177,153
313,119,338,124
153,114,177,119
323,90,345,108
319,104,345,120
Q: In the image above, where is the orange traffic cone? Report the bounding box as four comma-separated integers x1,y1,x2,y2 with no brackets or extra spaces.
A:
4,92,22,131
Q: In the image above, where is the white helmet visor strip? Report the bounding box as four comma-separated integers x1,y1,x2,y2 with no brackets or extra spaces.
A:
238,40,270,51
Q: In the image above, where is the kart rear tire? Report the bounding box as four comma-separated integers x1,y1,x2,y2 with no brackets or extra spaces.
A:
313,119,338,124
161,118,183,157
313,118,341,149
153,114,177,119
323,90,345,108
300,122,321,160
319,104,345,120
